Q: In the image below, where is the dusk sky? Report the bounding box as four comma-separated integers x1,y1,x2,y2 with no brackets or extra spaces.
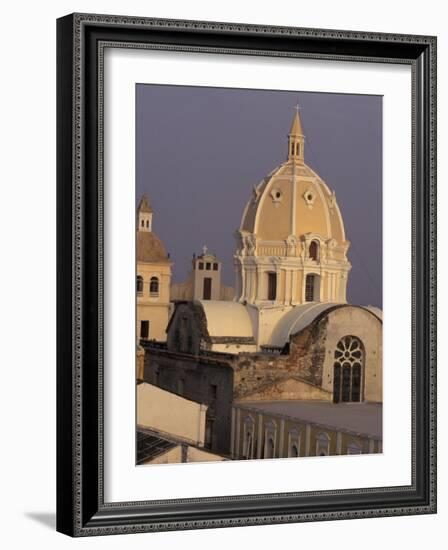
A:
136,84,382,308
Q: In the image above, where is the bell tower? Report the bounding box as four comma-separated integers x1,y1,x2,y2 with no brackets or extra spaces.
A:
137,194,153,232
192,246,222,301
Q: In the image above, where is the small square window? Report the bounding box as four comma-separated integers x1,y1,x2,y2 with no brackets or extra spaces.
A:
213,263,218,271
198,262,204,270
206,262,211,270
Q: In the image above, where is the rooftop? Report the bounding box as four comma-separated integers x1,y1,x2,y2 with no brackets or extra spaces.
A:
136,428,177,464
237,401,382,438
136,231,170,263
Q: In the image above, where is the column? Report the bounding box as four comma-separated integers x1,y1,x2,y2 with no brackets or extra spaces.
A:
305,424,311,457
235,408,241,458
291,269,297,305
255,266,263,301
257,413,263,459
336,431,342,455
284,269,291,305
230,407,236,458
279,419,286,458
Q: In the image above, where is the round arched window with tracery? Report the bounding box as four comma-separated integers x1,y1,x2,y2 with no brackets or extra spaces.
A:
333,336,364,403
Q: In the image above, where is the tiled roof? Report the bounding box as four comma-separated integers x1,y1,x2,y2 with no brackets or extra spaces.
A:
136,429,177,464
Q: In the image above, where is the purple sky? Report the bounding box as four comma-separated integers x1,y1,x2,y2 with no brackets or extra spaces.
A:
136,85,382,308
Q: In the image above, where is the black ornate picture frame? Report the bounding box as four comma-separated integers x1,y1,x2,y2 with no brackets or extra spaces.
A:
56,13,437,536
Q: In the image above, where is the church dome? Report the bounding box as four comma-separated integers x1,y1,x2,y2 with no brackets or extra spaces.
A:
137,231,170,263
136,193,170,263
239,109,346,244
234,107,351,307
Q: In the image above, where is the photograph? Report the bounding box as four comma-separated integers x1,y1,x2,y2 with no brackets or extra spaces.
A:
135,85,383,465
53,8,436,539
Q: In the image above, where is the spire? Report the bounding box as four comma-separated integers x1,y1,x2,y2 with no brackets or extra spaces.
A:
287,104,305,163
137,194,153,214
137,194,153,232
289,104,304,136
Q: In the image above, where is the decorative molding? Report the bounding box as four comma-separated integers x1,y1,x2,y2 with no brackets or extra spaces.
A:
303,188,316,208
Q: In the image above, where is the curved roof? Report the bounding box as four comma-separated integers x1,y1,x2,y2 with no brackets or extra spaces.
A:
269,302,340,347
365,306,383,321
239,160,346,244
269,303,383,347
136,231,170,263
197,300,254,338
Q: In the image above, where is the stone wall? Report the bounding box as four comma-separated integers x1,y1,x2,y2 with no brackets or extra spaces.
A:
142,345,234,456
233,314,329,399
237,377,332,402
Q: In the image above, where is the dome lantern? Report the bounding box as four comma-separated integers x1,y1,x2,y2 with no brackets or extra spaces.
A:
137,194,153,232
288,104,305,164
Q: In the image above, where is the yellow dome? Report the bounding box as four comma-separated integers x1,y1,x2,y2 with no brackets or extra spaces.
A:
234,108,351,307
240,161,346,244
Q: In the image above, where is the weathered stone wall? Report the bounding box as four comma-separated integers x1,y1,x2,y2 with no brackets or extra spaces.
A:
237,377,332,402
166,302,208,355
233,315,329,399
142,345,234,456
155,304,382,408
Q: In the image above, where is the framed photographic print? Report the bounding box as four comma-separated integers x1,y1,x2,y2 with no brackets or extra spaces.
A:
56,13,437,536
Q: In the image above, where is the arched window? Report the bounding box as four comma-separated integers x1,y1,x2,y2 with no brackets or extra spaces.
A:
333,336,364,403
149,276,159,296
347,441,362,455
316,432,330,456
264,421,276,459
290,443,299,457
243,416,255,459
136,275,143,294
288,428,300,458
309,240,319,261
305,273,320,302
296,143,300,156
146,220,149,228
265,438,275,459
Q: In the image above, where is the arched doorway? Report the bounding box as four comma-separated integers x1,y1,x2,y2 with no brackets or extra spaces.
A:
333,336,364,403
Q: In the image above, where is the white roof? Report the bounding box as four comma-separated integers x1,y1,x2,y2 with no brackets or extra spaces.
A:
197,300,254,338
269,302,339,347
269,302,383,347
